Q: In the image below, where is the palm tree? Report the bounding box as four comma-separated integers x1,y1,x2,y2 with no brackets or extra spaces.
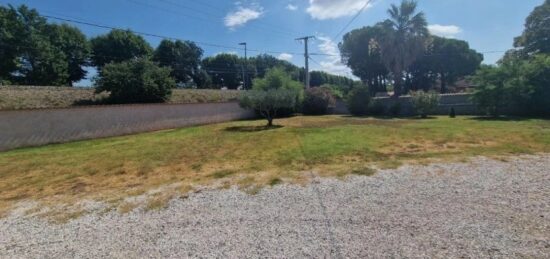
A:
377,0,428,97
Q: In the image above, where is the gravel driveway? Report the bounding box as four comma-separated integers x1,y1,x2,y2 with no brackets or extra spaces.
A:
1,155,549,258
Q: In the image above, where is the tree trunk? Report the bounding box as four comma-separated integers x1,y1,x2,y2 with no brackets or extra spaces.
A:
267,117,273,127
440,74,447,94
393,73,403,98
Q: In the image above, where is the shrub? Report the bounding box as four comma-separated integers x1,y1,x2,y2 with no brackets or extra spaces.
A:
252,67,304,115
450,107,456,118
320,84,344,99
239,89,298,126
367,100,385,116
471,64,516,116
411,91,440,118
303,87,336,115
389,102,402,116
95,59,175,103
346,87,371,116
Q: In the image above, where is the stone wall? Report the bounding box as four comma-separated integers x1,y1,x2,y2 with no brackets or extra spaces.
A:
0,102,255,151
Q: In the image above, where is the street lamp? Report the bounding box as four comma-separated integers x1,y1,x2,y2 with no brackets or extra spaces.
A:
239,42,247,90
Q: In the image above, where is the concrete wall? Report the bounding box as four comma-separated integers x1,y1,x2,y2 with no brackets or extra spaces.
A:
0,102,255,151
375,93,480,116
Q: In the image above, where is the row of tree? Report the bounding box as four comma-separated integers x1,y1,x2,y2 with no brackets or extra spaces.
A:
339,0,483,96
471,0,550,116
0,4,356,91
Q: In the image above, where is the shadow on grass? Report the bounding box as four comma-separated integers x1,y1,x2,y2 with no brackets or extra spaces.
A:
469,116,532,122
225,125,284,132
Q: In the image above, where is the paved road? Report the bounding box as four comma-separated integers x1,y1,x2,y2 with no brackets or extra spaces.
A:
1,155,549,258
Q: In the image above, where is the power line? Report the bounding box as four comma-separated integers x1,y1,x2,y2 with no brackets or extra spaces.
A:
124,0,298,38
333,0,373,41
40,14,302,56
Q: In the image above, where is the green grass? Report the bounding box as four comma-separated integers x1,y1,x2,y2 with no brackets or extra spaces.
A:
1,115,549,216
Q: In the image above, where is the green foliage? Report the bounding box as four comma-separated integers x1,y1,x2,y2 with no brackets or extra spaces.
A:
346,87,371,116
471,63,519,117
252,67,303,92
238,89,298,126
514,0,550,55
320,84,344,99
0,5,90,86
377,0,429,96
449,107,456,118
410,91,440,118
339,25,389,93
517,54,550,114
49,24,91,85
202,53,242,89
367,100,386,116
303,87,336,115
90,29,153,69
152,39,204,87
409,36,483,93
95,58,175,104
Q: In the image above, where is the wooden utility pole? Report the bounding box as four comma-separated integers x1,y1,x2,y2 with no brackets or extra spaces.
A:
296,36,315,89
239,42,247,90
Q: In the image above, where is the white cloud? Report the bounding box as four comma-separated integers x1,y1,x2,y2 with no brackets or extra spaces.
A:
314,36,353,77
277,53,294,61
428,24,462,38
306,0,372,20
286,4,298,11
224,5,264,29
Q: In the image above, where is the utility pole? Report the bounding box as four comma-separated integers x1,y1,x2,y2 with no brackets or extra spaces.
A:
296,36,315,89
239,42,247,90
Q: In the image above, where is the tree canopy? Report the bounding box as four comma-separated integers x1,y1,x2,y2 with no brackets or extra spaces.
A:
377,0,429,97
0,5,90,86
153,39,204,87
90,29,153,69
514,0,550,56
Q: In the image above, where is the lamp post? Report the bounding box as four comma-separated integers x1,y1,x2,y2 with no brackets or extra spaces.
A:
239,42,247,90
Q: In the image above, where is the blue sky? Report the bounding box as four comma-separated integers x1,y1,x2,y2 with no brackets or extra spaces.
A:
3,0,544,86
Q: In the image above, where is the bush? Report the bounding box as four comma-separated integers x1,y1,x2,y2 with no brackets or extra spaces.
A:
389,102,402,116
95,59,175,103
239,89,299,126
252,67,304,116
367,100,385,116
346,87,371,116
411,91,440,118
303,87,336,115
450,107,456,118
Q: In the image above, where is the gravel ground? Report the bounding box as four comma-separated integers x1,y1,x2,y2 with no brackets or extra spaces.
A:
1,155,549,258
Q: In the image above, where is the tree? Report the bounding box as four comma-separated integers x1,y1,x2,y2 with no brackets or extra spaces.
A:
0,5,22,82
202,53,242,89
90,29,153,69
377,0,429,97
346,87,371,116
410,90,440,118
11,6,70,86
302,87,336,115
409,36,483,93
49,24,90,85
239,89,298,126
95,58,175,104
153,39,204,87
252,67,303,92
471,63,520,117
339,25,389,94
0,5,90,86
516,54,550,115
514,0,550,55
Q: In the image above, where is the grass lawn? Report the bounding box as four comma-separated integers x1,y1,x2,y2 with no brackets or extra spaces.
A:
1,115,549,217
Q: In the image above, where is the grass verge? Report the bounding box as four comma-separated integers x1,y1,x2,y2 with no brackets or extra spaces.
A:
1,115,549,217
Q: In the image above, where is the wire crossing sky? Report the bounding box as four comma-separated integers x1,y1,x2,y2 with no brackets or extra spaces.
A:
2,0,544,84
